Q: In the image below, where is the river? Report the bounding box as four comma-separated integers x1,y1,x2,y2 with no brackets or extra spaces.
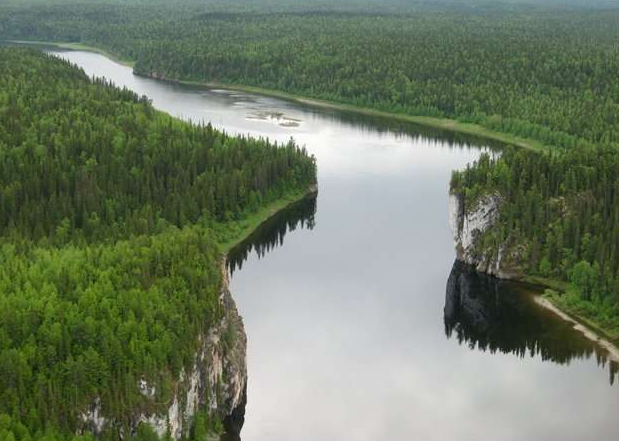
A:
50,49,619,441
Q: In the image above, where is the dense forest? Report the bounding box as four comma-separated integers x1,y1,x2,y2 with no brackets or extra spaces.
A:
0,47,316,441
451,145,619,337
0,48,315,243
3,0,619,437
2,1,619,150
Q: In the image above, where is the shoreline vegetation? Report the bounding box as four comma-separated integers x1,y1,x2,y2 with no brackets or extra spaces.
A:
6,40,548,152
534,296,619,363
155,78,549,153
217,184,318,255
16,39,618,364
3,40,136,67
217,184,317,298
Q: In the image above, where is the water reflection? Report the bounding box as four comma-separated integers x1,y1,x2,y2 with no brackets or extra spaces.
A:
314,107,506,151
227,192,317,276
40,48,619,440
445,260,618,382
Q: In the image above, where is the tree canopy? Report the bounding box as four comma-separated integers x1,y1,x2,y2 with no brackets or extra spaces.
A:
2,1,619,150
0,47,316,441
451,144,619,336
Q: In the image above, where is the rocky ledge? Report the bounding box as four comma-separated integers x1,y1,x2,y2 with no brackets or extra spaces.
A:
80,261,247,439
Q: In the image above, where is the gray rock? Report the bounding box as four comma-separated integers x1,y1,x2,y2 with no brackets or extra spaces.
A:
449,191,522,279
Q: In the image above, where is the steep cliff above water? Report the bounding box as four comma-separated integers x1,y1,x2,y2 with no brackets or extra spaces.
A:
449,191,525,280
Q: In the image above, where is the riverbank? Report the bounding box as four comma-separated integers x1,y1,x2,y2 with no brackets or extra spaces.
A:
473,265,619,364
544,288,619,339
534,296,619,364
146,75,549,153
521,274,619,361
8,39,551,152
3,40,136,67
216,185,318,255
449,192,619,364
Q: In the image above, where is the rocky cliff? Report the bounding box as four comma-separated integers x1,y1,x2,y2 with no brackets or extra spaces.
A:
80,261,247,439
449,191,524,279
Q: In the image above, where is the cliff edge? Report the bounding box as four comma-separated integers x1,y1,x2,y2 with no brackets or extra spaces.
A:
80,261,247,439
449,191,524,279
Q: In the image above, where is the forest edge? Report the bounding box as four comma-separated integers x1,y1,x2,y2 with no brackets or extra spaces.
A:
6,40,547,152
12,39,609,367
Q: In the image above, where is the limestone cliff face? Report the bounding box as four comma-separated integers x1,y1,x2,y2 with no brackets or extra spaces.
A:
80,261,247,439
449,191,523,279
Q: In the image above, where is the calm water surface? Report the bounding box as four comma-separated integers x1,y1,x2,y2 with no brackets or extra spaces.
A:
51,49,619,441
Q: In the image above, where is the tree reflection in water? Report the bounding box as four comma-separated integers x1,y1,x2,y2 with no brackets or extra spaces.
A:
444,260,619,384
227,192,317,276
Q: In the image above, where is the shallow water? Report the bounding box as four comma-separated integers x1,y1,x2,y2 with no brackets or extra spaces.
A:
51,49,619,441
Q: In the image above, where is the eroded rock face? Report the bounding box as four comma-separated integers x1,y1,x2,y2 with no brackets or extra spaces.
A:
80,262,247,439
449,192,521,279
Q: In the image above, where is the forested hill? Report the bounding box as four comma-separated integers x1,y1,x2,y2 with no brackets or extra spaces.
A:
2,1,619,150
0,47,315,441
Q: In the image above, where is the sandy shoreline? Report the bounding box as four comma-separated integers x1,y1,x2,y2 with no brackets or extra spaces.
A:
534,296,619,364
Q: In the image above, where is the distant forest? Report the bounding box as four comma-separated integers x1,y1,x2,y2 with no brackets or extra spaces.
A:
2,0,619,150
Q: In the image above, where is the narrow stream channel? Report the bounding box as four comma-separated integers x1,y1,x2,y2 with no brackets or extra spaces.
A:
50,49,619,441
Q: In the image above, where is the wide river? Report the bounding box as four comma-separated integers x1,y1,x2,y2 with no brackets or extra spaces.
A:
51,49,619,441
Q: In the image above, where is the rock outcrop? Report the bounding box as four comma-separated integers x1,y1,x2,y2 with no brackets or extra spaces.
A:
449,191,523,279
80,261,247,439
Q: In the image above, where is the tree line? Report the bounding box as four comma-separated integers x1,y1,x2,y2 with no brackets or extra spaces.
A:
2,1,619,150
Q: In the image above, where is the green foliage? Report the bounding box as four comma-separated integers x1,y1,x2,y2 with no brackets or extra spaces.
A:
2,2,619,149
0,411,217,441
0,47,316,440
539,258,552,278
569,261,599,301
0,227,221,431
452,144,619,335
0,49,315,243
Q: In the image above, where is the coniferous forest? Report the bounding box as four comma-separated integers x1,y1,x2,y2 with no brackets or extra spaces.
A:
2,1,619,149
0,47,315,441
451,146,619,336
3,0,619,439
